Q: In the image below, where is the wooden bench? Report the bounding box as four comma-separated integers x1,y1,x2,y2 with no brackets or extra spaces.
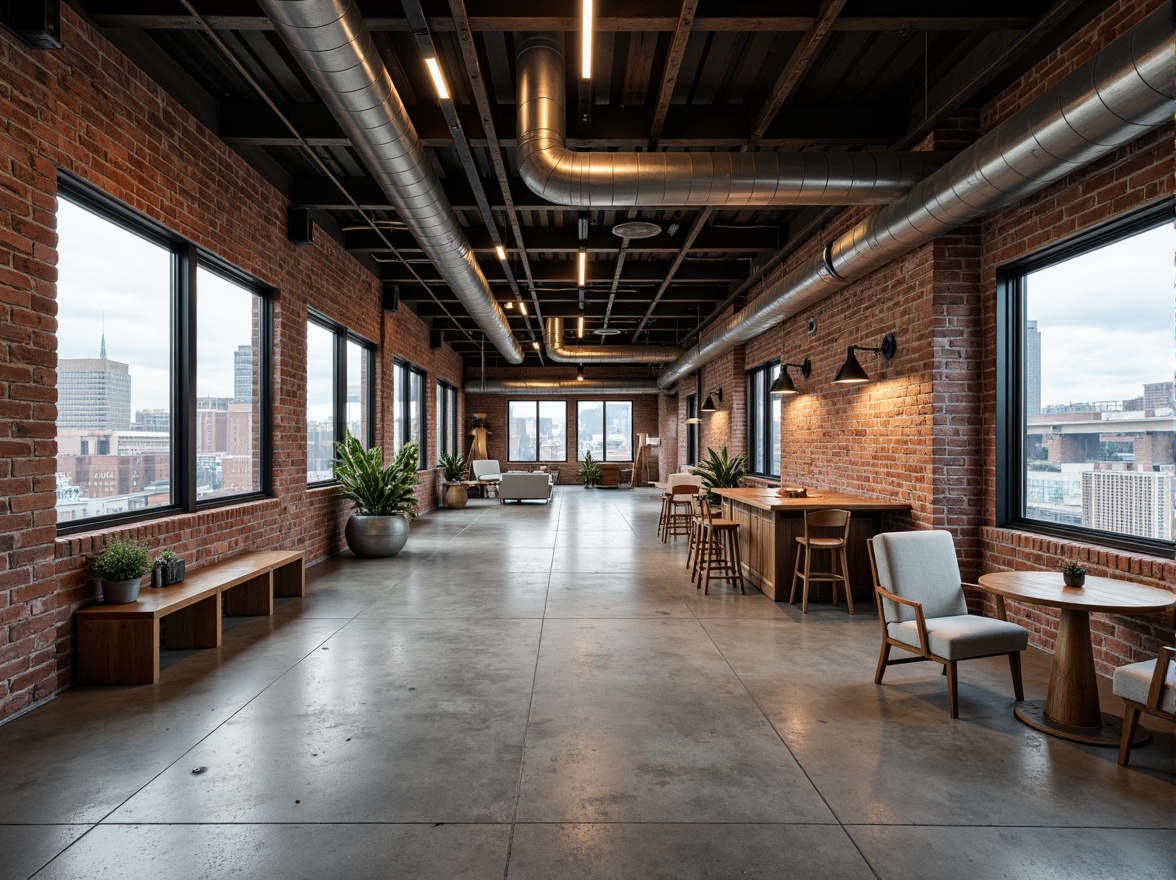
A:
75,550,305,685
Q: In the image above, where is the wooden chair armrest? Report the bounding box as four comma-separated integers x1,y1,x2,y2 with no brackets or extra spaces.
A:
1147,645,1176,710
873,587,930,654
961,583,1008,620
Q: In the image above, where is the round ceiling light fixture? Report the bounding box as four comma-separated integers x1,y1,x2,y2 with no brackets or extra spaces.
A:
611,220,662,240
593,328,623,336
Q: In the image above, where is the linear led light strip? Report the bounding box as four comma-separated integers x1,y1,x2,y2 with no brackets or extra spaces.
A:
581,0,593,80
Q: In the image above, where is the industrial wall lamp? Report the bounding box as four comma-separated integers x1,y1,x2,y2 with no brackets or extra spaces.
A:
769,358,812,396
700,388,723,412
833,333,897,384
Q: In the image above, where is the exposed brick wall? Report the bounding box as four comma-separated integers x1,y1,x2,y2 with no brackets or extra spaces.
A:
0,8,464,722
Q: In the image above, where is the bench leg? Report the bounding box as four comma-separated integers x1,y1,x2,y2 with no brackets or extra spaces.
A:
223,573,273,616
273,560,305,598
163,594,221,649
77,617,160,685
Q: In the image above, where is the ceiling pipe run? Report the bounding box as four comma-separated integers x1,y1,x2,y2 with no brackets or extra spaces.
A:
516,33,943,208
544,317,679,364
464,378,663,395
258,0,523,364
657,3,1173,388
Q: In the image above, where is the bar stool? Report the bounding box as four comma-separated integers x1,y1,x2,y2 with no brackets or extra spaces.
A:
659,474,701,541
662,486,696,542
695,498,744,595
686,492,709,578
789,508,852,613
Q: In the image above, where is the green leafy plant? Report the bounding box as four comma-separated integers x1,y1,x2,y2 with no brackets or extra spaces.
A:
691,446,746,500
157,549,179,564
1061,562,1087,578
334,433,421,518
438,451,467,483
91,536,152,582
576,449,603,487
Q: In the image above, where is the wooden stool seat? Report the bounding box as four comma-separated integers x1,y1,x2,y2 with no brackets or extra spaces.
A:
790,508,853,613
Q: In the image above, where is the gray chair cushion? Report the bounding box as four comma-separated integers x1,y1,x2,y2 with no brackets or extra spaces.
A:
1112,658,1176,714
888,615,1029,661
872,530,968,623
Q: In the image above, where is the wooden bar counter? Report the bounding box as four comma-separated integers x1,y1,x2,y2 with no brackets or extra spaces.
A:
713,488,911,602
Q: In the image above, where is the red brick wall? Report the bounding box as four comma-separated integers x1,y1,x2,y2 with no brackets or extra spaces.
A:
0,7,464,722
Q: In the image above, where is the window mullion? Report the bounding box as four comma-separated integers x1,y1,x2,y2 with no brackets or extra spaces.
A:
178,243,198,512
334,329,348,450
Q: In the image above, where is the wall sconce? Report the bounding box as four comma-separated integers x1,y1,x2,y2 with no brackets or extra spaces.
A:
685,417,702,425
769,358,811,395
577,364,584,381
700,388,722,412
833,333,897,384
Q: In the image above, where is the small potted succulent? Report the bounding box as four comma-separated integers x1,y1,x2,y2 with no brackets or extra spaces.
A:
152,549,186,587
91,536,152,604
1061,562,1087,588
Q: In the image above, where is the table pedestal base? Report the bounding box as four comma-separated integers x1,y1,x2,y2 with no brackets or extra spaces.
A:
1014,701,1151,747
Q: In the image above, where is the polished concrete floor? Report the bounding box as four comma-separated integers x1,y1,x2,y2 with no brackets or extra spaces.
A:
1,488,1172,879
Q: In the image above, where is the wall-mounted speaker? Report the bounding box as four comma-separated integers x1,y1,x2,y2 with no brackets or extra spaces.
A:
0,0,62,49
382,283,400,313
430,328,444,350
287,207,313,246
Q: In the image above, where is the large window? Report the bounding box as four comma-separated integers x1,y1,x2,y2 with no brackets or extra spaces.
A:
436,381,459,460
686,394,699,467
746,361,782,478
998,204,1174,554
307,314,374,484
577,401,633,461
508,401,567,462
392,360,426,469
55,180,271,531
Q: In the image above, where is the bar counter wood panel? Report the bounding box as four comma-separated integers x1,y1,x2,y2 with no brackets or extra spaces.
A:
714,489,911,602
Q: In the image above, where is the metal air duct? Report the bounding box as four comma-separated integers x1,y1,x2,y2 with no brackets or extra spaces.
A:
516,33,942,208
259,0,523,364
544,317,680,364
464,378,663,395
657,4,1173,388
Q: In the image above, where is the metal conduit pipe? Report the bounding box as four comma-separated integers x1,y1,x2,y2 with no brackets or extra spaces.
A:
657,4,1173,388
464,379,663,395
516,33,942,208
259,0,523,364
544,318,681,364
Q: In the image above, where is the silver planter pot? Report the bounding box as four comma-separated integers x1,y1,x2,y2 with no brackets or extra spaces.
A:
102,577,142,604
345,514,410,558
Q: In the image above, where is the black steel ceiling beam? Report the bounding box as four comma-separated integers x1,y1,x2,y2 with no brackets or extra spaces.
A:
344,225,782,254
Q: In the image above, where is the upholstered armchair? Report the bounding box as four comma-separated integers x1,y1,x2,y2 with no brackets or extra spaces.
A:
1113,645,1175,766
867,530,1029,718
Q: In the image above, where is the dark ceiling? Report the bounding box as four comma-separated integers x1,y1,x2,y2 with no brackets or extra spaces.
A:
75,0,1115,366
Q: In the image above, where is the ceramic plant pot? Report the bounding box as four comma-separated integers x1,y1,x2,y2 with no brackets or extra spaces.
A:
102,578,142,604
1063,572,1086,588
444,483,469,509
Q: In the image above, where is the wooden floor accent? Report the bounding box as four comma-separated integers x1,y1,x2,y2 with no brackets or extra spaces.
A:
75,550,305,686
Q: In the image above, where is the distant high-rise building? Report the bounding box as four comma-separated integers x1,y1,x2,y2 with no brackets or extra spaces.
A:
57,334,132,430
1143,381,1173,414
234,344,253,403
1082,470,1172,541
1025,320,1041,417
135,409,170,432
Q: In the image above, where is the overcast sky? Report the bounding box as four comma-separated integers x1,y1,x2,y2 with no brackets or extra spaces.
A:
1027,222,1173,407
57,199,258,412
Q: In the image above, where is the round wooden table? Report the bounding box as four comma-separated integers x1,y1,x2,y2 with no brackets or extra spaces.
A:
977,570,1175,746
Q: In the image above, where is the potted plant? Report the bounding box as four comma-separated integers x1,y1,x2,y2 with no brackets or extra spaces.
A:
692,446,747,506
1061,562,1087,588
438,451,469,509
576,449,602,487
91,536,152,604
151,549,186,587
334,433,420,558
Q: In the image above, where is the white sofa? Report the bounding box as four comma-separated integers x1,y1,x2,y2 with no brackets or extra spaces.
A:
498,472,553,504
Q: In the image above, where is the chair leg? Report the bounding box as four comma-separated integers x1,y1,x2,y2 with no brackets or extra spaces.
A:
701,530,713,595
840,547,853,614
789,544,803,605
729,529,744,594
946,661,959,718
1008,652,1024,702
874,641,891,685
801,543,812,613
1118,705,1142,766
829,549,838,607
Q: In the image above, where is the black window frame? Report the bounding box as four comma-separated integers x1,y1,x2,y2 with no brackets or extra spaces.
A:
576,400,634,462
506,399,568,463
436,379,459,459
995,199,1175,558
745,359,782,479
307,310,375,487
686,393,699,467
56,175,273,536
392,358,428,470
